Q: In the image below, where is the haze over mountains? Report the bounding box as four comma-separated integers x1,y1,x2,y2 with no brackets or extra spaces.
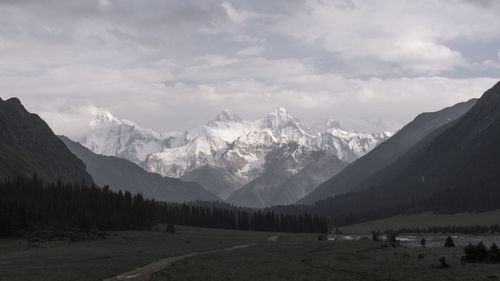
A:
2,80,499,217
0,80,499,225
300,98,478,204
227,143,348,208
76,107,391,207
309,81,500,224
0,97,221,204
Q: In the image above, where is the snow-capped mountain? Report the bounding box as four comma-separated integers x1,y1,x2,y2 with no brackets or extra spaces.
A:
144,110,255,179
78,111,171,164
313,117,401,134
76,107,392,204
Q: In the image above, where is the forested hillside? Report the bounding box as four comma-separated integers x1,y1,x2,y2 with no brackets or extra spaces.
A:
0,176,328,237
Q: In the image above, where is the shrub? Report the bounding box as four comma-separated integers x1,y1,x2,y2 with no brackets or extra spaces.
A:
166,224,176,234
444,236,455,247
318,234,327,241
387,232,398,247
438,257,450,268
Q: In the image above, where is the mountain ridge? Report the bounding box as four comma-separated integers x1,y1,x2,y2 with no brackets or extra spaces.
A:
310,81,500,223
227,142,348,208
299,98,477,204
76,107,392,202
0,97,93,184
60,136,220,203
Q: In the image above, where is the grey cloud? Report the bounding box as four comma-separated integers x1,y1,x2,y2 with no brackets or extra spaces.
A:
105,0,227,29
460,0,500,8
0,0,498,135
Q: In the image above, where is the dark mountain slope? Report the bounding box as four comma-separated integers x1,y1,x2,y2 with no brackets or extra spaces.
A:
311,81,500,221
60,136,220,203
0,98,93,184
272,150,348,206
227,143,347,208
299,98,476,204
363,81,500,200
181,163,240,200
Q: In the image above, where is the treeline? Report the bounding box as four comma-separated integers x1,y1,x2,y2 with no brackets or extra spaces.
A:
385,225,500,235
0,176,327,237
316,183,500,227
463,242,500,263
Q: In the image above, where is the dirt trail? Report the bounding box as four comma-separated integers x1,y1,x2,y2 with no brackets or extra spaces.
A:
268,235,280,242
103,244,253,281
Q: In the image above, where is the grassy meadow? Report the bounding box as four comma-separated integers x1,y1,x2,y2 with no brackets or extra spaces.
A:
341,210,500,234
0,225,271,281
151,234,500,281
1,225,499,281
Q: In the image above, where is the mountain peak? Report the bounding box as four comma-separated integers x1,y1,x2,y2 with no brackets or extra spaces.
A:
5,97,22,105
265,107,294,121
1,98,28,114
93,110,119,124
0,97,94,185
323,119,342,130
213,110,242,123
1,98,32,118
270,107,289,117
260,107,302,131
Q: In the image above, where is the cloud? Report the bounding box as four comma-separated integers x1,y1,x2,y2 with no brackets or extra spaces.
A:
271,0,500,75
39,106,101,140
0,0,498,135
237,46,264,56
221,1,255,24
11,55,495,135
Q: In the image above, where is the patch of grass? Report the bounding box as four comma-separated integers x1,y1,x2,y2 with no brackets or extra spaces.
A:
152,235,500,281
341,210,500,234
0,225,272,281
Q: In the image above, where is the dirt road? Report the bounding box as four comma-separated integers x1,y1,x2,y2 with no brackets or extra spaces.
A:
103,244,253,281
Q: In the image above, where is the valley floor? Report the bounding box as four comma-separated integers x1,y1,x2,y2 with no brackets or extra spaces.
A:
150,234,500,281
341,210,500,234
1,226,499,281
0,226,271,281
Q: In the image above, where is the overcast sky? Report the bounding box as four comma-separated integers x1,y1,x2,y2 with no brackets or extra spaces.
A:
1,0,499,137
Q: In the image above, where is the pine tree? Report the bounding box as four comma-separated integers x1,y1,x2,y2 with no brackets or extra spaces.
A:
489,243,500,262
476,241,488,260
444,236,455,247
